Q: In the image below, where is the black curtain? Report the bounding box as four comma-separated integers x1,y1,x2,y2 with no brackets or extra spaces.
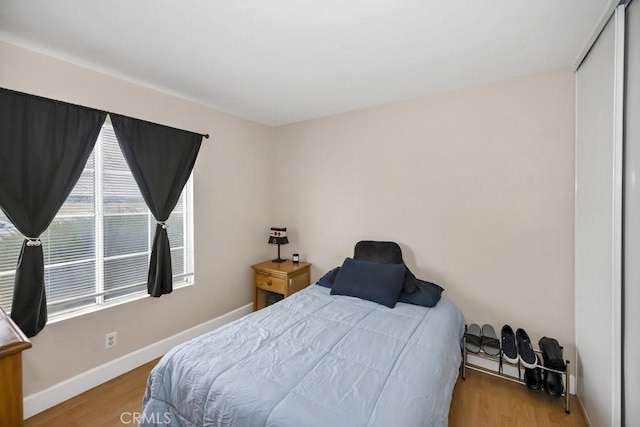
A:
110,114,201,297
0,88,106,337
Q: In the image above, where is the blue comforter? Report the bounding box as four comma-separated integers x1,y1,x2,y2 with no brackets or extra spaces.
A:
141,285,464,426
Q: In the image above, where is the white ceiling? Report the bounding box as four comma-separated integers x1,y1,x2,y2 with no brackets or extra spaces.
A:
0,0,606,126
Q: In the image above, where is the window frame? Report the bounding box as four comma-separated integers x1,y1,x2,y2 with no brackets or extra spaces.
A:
0,121,195,322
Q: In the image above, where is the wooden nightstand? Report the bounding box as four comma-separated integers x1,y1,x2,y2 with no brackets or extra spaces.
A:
251,260,311,311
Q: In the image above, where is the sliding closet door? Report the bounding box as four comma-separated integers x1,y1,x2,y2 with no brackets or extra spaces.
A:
624,0,640,424
575,7,624,427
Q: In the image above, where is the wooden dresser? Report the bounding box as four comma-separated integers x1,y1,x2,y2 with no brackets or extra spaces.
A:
251,260,311,311
0,307,31,427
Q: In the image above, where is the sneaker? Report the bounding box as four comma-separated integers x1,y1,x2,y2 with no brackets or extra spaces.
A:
516,328,537,369
501,325,518,363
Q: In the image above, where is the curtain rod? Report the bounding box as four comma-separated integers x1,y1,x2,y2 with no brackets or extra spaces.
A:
109,111,210,139
0,87,210,139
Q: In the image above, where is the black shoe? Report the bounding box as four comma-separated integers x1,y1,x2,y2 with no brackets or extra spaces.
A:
539,337,566,372
539,336,565,397
516,328,537,369
501,325,518,363
524,355,543,391
543,371,564,397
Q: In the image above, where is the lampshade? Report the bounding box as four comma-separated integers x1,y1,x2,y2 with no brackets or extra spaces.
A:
268,227,289,245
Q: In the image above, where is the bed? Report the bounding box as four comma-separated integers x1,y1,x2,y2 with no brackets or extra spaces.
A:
141,242,464,427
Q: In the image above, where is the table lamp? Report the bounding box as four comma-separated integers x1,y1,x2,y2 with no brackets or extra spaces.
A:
268,227,289,263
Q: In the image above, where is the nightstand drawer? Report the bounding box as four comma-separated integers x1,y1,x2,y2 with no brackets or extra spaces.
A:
255,273,286,294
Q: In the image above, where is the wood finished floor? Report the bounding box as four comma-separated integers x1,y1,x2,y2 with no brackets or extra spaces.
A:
25,360,588,426
450,370,587,427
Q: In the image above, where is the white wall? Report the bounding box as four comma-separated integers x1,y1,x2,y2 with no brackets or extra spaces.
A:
0,40,578,412
273,69,576,366
0,40,275,395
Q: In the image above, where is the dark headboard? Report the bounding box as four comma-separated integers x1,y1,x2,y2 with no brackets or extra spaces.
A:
353,240,417,293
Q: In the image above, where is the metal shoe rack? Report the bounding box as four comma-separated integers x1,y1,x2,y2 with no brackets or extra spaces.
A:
461,335,571,414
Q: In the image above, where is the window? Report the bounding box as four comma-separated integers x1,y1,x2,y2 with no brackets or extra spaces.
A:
0,122,194,318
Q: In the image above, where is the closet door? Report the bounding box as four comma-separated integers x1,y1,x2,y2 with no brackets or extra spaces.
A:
575,7,624,427
624,0,640,424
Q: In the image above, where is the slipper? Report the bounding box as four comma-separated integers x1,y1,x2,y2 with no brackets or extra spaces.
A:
464,323,481,354
481,324,500,356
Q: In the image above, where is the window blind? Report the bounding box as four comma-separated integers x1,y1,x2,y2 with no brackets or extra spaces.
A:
0,122,194,317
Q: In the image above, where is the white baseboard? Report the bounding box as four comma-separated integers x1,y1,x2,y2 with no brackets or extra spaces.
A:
575,394,592,427
23,303,253,419
466,354,577,395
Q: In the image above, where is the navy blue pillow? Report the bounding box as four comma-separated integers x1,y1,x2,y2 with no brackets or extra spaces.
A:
398,279,444,307
353,241,418,294
317,267,340,288
331,258,406,308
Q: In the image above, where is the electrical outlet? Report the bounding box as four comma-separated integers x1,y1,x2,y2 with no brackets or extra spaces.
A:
105,331,117,349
